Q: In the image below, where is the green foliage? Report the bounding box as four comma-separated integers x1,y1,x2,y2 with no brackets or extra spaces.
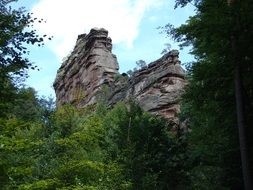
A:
101,102,189,189
126,70,133,77
165,0,253,189
135,60,146,69
126,59,147,77
0,99,191,189
160,43,171,55
0,0,50,119
0,0,48,79
114,73,128,83
7,1,253,188
0,104,128,189
0,85,55,122
18,179,60,190
95,84,111,104
0,118,45,189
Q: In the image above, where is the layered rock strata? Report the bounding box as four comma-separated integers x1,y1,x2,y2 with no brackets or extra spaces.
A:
54,28,186,121
54,28,119,107
109,50,186,121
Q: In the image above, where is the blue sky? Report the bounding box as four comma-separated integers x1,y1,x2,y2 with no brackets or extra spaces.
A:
14,0,195,97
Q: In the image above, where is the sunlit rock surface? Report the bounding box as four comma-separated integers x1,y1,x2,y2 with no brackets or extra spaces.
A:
54,28,186,122
109,50,186,121
54,28,119,107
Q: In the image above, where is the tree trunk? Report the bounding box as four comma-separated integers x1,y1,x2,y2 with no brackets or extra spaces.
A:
229,1,253,189
235,64,252,190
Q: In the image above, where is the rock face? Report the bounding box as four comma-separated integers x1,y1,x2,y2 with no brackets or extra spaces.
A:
54,28,186,122
108,50,186,122
54,28,119,107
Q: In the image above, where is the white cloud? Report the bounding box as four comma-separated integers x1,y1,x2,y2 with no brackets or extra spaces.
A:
31,0,164,60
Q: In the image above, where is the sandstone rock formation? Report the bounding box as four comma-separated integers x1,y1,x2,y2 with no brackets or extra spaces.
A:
54,28,186,122
54,28,119,107
109,50,186,121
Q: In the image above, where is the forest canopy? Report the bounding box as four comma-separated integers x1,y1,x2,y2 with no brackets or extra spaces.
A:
0,0,253,189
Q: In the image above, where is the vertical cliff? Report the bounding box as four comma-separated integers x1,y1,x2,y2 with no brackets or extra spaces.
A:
54,28,119,107
54,28,186,122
